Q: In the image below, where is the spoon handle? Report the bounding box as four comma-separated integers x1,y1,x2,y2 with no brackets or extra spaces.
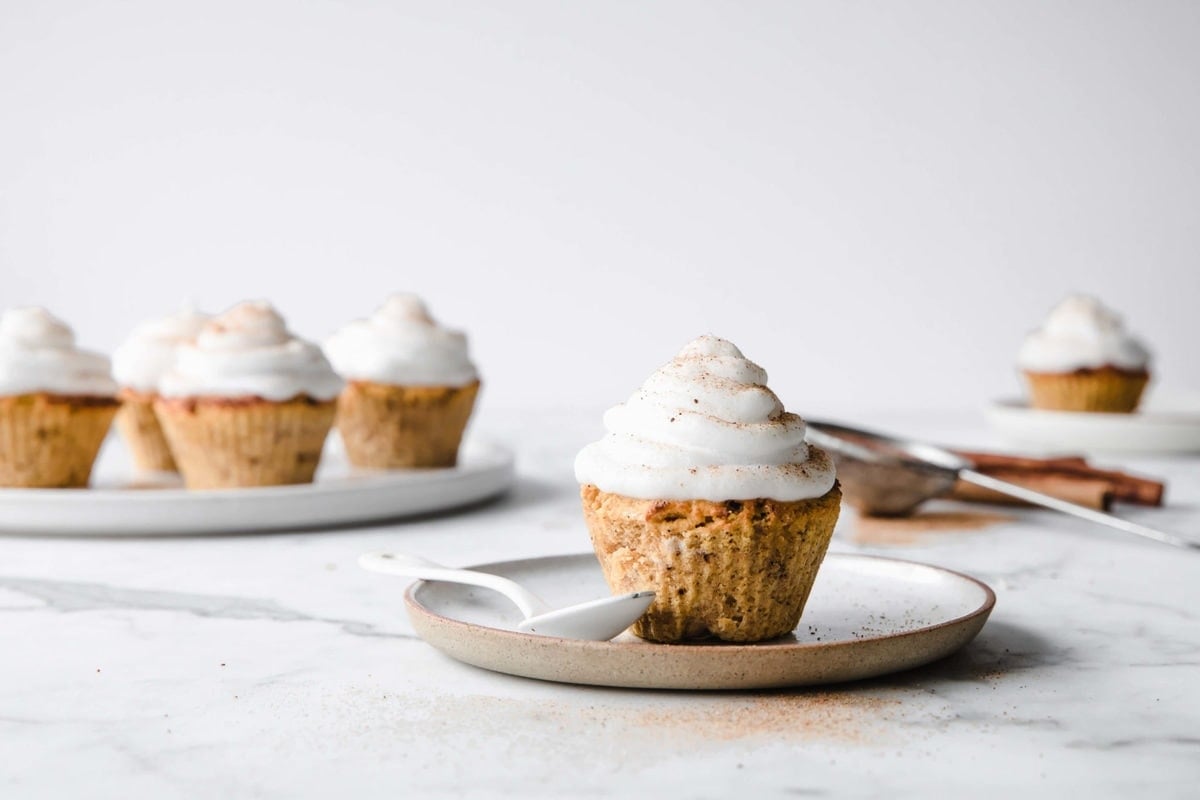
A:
958,469,1198,551
358,552,551,617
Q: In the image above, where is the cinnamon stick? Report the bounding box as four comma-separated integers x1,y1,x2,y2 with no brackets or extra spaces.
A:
959,451,1091,472
953,450,1164,507
950,472,1115,511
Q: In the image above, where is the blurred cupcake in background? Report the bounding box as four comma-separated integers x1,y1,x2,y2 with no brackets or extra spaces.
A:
1018,295,1151,413
155,301,343,488
112,307,210,472
324,293,479,469
0,308,119,487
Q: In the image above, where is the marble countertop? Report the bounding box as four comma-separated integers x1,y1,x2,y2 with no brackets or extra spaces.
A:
2,408,1197,798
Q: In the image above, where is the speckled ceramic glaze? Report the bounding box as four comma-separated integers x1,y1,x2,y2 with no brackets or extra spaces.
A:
405,552,995,690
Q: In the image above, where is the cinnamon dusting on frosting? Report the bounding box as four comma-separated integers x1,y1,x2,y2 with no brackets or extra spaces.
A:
574,335,835,501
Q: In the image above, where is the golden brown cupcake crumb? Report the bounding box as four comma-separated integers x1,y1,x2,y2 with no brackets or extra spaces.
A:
581,483,842,643
155,396,335,489
335,380,479,469
0,393,119,488
116,388,177,472
1023,366,1149,412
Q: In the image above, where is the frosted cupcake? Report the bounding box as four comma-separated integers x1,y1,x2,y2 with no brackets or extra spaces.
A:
112,307,210,472
155,302,343,489
1018,295,1151,413
574,335,841,643
324,294,479,469
0,308,120,487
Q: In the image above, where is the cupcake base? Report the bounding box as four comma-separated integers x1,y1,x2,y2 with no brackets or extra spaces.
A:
1023,367,1149,413
116,388,177,472
0,393,120,488
336,380,479,469
581,483,842,643
155,396,336,489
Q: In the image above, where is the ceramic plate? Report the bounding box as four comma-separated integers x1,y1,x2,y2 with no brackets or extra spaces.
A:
986,392,1200,453
0,439,514,535
405,552,995,690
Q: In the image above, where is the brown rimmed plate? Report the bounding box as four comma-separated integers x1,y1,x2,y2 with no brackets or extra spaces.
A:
404,552,995,690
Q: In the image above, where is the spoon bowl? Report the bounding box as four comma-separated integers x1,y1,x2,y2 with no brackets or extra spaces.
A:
805,421,965,516
359,552,655,641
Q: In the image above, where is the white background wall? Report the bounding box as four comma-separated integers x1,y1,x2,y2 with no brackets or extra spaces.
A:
2,1,1197,420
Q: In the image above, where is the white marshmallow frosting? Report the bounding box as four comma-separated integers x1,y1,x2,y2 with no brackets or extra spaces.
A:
1017,295,1150,373
112,307,211,393
574,335,836,502
323,294,478,387
159,302,343,401
0,307,118,397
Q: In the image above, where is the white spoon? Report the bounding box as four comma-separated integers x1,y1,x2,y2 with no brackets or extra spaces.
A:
358,552,656,641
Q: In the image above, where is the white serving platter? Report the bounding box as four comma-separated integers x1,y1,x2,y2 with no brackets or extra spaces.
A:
986,392,1200,453
0,439,514,535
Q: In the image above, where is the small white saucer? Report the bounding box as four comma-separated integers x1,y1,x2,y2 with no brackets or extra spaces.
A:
404,552,995,690
0,439,514,536
986,392,1200,454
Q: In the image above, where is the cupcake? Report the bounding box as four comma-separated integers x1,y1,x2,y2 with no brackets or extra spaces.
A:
0,308,120,487
155,302,343,489
574,335,841,643
111,307,210,472
324,294,479,469
1018,295,1151,413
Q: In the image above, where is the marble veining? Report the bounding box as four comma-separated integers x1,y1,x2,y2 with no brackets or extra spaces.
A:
0,575,416,640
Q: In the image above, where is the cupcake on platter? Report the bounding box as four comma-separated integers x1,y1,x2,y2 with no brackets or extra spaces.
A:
155,301,343,489
324,294,479,469
0,307,120,487
1018,295,1151,413
111,307,210,472
574,335,841,643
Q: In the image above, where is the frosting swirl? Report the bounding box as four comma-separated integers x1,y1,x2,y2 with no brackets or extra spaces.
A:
0,307,118,397
159,301,343,401
574,335,835,502
1017,295,1151,372
323,293,478,387
112,307,211,392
